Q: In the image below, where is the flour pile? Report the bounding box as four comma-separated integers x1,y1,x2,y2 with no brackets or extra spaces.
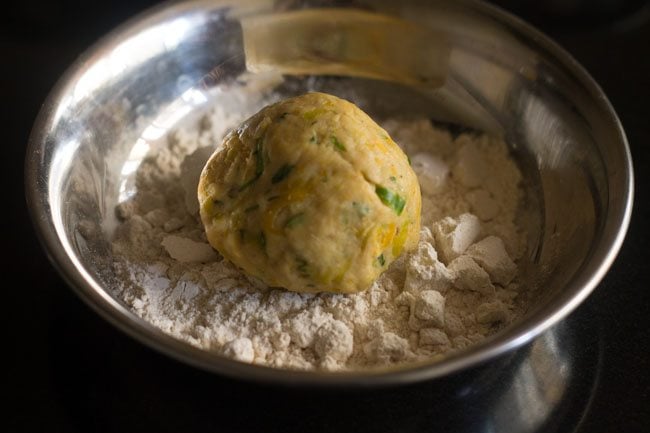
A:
111,95,527,371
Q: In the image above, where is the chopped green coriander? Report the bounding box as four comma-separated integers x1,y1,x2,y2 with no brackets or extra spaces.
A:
239,177,257,191
271,164,294,184
310,134,317,144
303,109,320,121
389,176,397,182
331,136,346,152
296,257,309,278
352,201,370,217
285,212,305,228
239,138,265,190
254,138,264,177
375,185,406,215
407,154,412,166
258,231,266,250
377,254,386,266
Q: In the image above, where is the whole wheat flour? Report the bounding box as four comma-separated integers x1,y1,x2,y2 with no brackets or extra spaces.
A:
111,96,528,371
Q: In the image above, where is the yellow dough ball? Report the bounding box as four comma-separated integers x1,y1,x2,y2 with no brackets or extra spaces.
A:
198,92,421,293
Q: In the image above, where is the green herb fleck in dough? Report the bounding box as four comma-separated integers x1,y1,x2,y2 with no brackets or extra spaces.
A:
331,136,346,152
296,257,309,278
239,138,266,191
352,201,370,217
375,185,406,216
285,212,305,229
239,177,256,191
255,138,264,176
377,254,385,266
272,164,294,184
258,231,267,250
389,176,397,182
310,134,317,144
303,110,319,121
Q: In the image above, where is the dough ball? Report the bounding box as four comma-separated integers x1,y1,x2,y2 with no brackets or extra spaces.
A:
198,92,421,293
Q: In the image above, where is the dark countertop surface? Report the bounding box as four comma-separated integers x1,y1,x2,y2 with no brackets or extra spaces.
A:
7,1,650,432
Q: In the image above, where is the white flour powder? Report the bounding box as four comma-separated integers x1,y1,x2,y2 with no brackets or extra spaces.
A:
111,95,528,371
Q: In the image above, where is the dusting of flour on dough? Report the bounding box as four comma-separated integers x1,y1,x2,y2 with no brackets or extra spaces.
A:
111,98,528,371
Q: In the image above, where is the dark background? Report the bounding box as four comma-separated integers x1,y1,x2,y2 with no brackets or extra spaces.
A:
6,1,650,432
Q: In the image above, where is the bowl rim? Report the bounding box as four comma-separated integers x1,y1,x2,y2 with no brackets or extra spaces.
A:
24,0,634,386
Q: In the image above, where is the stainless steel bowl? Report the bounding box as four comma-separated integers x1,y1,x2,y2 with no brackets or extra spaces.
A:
25,0,633,385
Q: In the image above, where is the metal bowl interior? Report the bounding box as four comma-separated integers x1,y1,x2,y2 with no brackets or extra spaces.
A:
25,0,632,385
